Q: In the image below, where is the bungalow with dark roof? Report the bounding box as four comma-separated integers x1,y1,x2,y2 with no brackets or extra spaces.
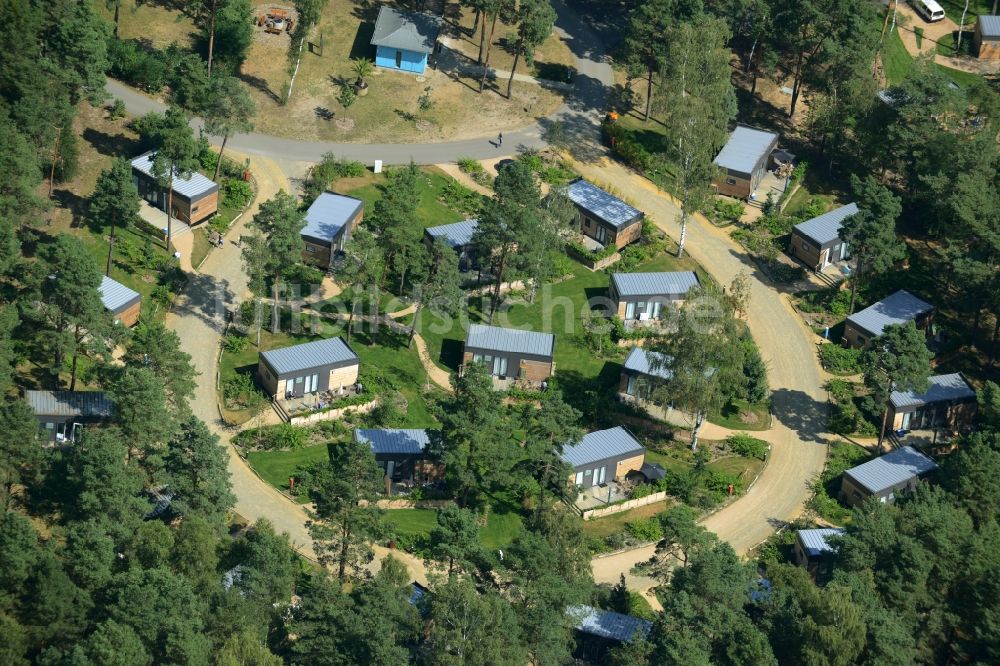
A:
794,528,844,579
99,275,142,327
609,271,699,323
565,179,644,249
618,346,672,401
842,290,934,348
569,605,652,664
712,126,779,200
257,337,360,399
562,426,645,489
131,152,219,225
840,445,937,507
370,6,441,75
25,390,113,443
973,15,1000,59
300,192,364,270
463,324,555,383
888,373,977,432
787,203,858,271
354,428,441,485
423,219,478,271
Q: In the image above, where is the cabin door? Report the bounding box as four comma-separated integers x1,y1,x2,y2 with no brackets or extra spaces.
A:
596,225,607,244
395,51,403,68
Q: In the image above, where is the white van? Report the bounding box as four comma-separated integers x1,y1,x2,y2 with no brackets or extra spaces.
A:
914,0,946,22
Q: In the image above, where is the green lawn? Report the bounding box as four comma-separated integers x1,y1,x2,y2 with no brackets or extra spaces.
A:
880,22,914,85
343,166,477,231
247,443,331,500
387,508,523,550
418,252,704,380
711,399,771,431
581,500,671,540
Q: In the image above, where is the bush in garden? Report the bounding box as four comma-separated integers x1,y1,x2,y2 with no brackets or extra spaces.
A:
223,179,254,209
820,344,861,374
624,518,662,542
222,333,249,354
725,433,769,460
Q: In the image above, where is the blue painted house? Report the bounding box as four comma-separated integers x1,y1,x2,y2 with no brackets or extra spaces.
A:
370,6,441,75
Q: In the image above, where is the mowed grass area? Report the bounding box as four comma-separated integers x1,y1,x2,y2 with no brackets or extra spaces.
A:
241,0,565,143
94,1,198,51
247,443,331,500
388,507,523,550
874,9,987,88
220,326,441,428
341,166,475,229
581,500,670,540
417,252,704,380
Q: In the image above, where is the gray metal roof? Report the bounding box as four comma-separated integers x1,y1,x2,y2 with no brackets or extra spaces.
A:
612,271,699,298
564,179,643,229
99,275,141,314
370,6,441,53
844,445,937,495
425,219,478,249
622,346,673,380
568,605,652,643
980,15,1000,38
713,126,778,175
354,428,429,455
260,337,359,376
890,373,975,409
561,426,644,468
302,193,363,244
796,528,844,557
847,290,934,338
24,390,113,418
465,324,555,358
131,152,218,199
793,203,859,246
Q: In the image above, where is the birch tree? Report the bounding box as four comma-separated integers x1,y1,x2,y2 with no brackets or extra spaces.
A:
648,285,745,451
655,15,736,257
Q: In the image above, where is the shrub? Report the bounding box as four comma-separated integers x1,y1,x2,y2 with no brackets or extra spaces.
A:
222,333,249,354
712,199,745,225
222,179,254,209
235,423,308,451
107,37,167,92
759,212,794,236
339,84,356,109
624,518,662,542
440,179,483,215
108,98,126,120
726,433,769,460
222,372,256,404
418,85,433,111
516,151,545,173
539,160,578,185
821,344,861,374
457,157,484,175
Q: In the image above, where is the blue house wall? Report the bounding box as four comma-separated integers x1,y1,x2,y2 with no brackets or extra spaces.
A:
375,45,428,74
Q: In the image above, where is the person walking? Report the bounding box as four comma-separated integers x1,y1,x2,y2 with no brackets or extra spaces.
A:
497,132,503,147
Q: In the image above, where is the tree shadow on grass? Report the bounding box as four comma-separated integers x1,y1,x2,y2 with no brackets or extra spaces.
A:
82,127,139,159
238,73,281,104
51,189,90,228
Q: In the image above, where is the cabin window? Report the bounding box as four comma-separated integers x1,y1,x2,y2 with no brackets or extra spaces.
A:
852,490,862,500
725,177,737,185
192,205,200,213
584,218,591,228
45,422,54,430
305,245,316,254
